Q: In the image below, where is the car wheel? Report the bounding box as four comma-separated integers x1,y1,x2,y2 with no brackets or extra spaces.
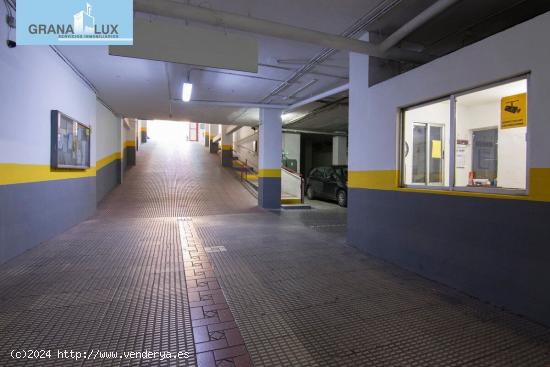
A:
306,186,315,200
337,190,347,207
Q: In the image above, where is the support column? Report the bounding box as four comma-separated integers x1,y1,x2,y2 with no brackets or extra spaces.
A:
140,120,147,143
221,125,233,167
123,118,137,168
204,124,210,147
209,124,219,153
332,136,348,166
258,108,282,209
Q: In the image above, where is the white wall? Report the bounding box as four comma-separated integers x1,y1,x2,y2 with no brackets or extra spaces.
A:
0,5,96,166
332,136,348,166
233,126,258,171
350,11,550,175
283,133,301,172
96,101,121,160
123,118,137,143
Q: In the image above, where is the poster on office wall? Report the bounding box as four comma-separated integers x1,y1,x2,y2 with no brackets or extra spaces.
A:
501,93,527,129
51,110,91,169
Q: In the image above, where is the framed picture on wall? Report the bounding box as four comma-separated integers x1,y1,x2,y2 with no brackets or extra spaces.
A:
51,110,91,169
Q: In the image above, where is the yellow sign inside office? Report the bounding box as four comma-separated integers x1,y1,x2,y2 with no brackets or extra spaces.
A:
431,140,442,159
501,93,527,129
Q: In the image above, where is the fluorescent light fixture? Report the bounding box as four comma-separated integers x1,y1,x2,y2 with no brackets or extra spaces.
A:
182,83,193,102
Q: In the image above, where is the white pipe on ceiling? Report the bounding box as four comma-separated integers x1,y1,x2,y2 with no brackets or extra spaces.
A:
379,0,462,53
135,0,382,57
285,83,349,112
173,99,287,109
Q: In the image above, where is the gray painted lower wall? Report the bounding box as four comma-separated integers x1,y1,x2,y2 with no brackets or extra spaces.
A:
209,141,219,154
347,188,550,326
221,150,233,167
0,177,96,264
258,177,281,209
125,146,136,168
96,159,121,203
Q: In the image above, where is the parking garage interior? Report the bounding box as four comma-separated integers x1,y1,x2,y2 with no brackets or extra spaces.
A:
1,0,550,366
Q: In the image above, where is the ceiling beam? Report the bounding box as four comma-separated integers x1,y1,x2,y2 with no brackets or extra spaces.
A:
134,0,429,62
379,0,462,53
135,0,380,55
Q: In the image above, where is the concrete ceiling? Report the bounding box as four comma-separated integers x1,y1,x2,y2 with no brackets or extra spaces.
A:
56,0,550,130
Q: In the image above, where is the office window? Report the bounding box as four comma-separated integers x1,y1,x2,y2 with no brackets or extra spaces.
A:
400,77,528,194
402,100,451,186
455,79,527,190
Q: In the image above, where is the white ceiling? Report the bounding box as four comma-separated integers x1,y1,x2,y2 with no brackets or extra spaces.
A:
53,0,548,129
57,0,388,125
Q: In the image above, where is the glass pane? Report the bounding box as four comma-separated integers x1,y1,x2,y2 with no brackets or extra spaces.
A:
402,99,450,186
472,129,498,184
412,124,427,184
429,126,443,184
455,79,527,190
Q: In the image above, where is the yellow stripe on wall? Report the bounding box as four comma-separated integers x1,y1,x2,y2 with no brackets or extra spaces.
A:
140,128,147,132
0,163,96,186
96,152,122,171
221,144,233,151
349,168,550,203
258,169,281,178
124,140,136,148
348,170,399,190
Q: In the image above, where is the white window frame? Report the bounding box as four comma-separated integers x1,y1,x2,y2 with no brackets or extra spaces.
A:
399,75,530,196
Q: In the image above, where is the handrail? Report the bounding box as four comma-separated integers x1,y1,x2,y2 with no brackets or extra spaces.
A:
281,165,300,178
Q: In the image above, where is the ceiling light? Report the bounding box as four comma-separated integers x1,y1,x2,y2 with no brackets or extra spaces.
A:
182,83,193,102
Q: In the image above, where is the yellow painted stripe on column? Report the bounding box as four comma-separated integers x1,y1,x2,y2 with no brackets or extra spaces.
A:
0,163,96,186
348,170,399,190
258,169,281,178
140,128,147,132
222,144,233,151
124,140,136,148
204,132,210,137
96,152,122,171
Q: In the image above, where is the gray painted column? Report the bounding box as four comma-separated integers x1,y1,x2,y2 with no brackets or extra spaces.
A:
258,108,282,209
221,125,233,167
204,124,210,147
332,136,348,166
140,120,147,143
209,124,219,153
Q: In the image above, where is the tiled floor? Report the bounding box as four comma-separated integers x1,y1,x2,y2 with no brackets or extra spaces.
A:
0,139,549,366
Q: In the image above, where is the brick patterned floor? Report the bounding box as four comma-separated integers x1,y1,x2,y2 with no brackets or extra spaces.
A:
1,139,549,366
0,140,258,366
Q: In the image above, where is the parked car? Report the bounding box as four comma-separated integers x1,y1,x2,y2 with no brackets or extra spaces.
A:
305,166,348,207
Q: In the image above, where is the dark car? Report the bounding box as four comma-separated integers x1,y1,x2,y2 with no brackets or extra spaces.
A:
305,166,348,207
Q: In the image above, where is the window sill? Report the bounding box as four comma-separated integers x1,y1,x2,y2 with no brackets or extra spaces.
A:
452,187,527,196
400,185,529,200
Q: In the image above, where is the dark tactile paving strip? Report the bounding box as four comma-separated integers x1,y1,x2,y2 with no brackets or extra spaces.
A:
0,141,260,366
186,212,550,367
178,218,253,367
